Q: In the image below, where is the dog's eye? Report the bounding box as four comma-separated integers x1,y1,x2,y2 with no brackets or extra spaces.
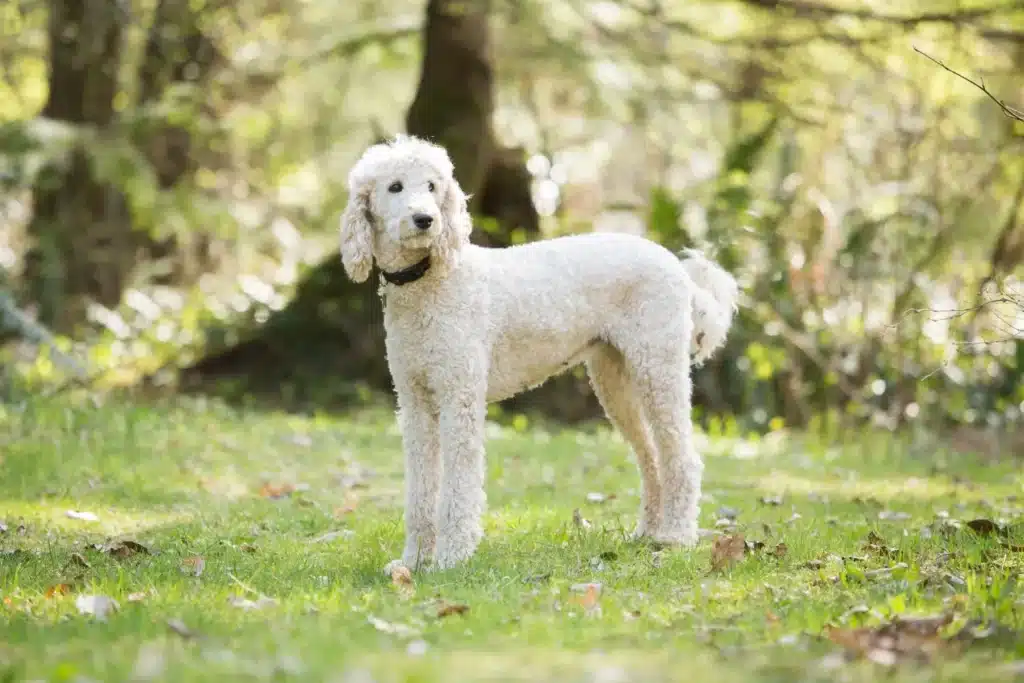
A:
388,181,403,193
427,181,436,192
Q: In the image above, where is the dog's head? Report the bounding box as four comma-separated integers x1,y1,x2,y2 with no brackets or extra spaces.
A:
340,135,471,283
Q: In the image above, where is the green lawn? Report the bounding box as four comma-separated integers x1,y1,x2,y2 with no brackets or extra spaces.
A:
1,395,1022,682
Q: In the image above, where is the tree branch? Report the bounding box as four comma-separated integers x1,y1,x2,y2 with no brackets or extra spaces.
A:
737,0,1009,26
913,47,1024,123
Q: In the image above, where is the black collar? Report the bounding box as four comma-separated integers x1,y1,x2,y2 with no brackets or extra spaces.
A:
380,256,431,285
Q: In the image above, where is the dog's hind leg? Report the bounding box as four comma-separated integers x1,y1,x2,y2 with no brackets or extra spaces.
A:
586,344,662,539
630,346,702,547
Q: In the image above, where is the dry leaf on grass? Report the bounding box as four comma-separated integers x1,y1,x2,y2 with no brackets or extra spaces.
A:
825,614,955,666
45,583,75,598
863,531,897,557
333,496,359,518
391,565,413,586
180,556,205,577
69,552,91,569
770,542,789,559
259,482,296,499
711,534,747,571
95,540,152,559
75,594,119,621
391,565,415,599
569,583,602,617
127,590,152,603
436,601,470,618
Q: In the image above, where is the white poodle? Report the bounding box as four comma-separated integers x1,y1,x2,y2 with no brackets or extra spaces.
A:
339,135,739,572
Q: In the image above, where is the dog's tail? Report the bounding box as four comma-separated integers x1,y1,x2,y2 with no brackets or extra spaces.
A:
679,249,739,365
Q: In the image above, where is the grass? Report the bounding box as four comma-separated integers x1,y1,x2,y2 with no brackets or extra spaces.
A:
1,394,1022,682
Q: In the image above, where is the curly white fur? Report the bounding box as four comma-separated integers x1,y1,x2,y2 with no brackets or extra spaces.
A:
340,135,739,572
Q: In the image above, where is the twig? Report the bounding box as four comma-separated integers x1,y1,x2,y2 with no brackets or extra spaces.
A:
890,297,1016,328
913,47,1024,123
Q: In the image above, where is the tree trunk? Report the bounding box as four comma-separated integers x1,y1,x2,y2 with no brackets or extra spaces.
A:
134,0,224,285
23,0,132,333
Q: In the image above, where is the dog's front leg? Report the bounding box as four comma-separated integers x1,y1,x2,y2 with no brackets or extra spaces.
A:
386,391,441,574
432,387,487,570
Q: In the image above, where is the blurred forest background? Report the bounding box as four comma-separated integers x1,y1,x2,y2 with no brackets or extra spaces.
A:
1,0,1023,444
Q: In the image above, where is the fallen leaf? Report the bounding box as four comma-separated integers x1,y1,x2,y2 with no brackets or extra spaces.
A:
436,601,470,618
239,543,258,553
127,590,151,602
65,510,99,522
770,542,788,559
824,615,954,664
863,531,897,557
572,584,602,616
259,482,295,499
711,533,747,571
102,540,152,559
75,594,119,621
180,556,205,577
766,611,781,624
333,496,359,517
69,552,91,569
965,519,1002,536
391,565,414,599
391,565,413,586
45,583,75,598
166,618,197,639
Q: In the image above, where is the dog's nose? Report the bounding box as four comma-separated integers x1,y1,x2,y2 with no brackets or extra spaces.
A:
412,214,434,230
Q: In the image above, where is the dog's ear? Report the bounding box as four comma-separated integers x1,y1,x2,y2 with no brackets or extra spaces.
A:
340,186,374,283
434,176,472,266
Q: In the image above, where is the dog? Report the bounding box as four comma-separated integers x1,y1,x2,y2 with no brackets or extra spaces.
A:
339,135,738,571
